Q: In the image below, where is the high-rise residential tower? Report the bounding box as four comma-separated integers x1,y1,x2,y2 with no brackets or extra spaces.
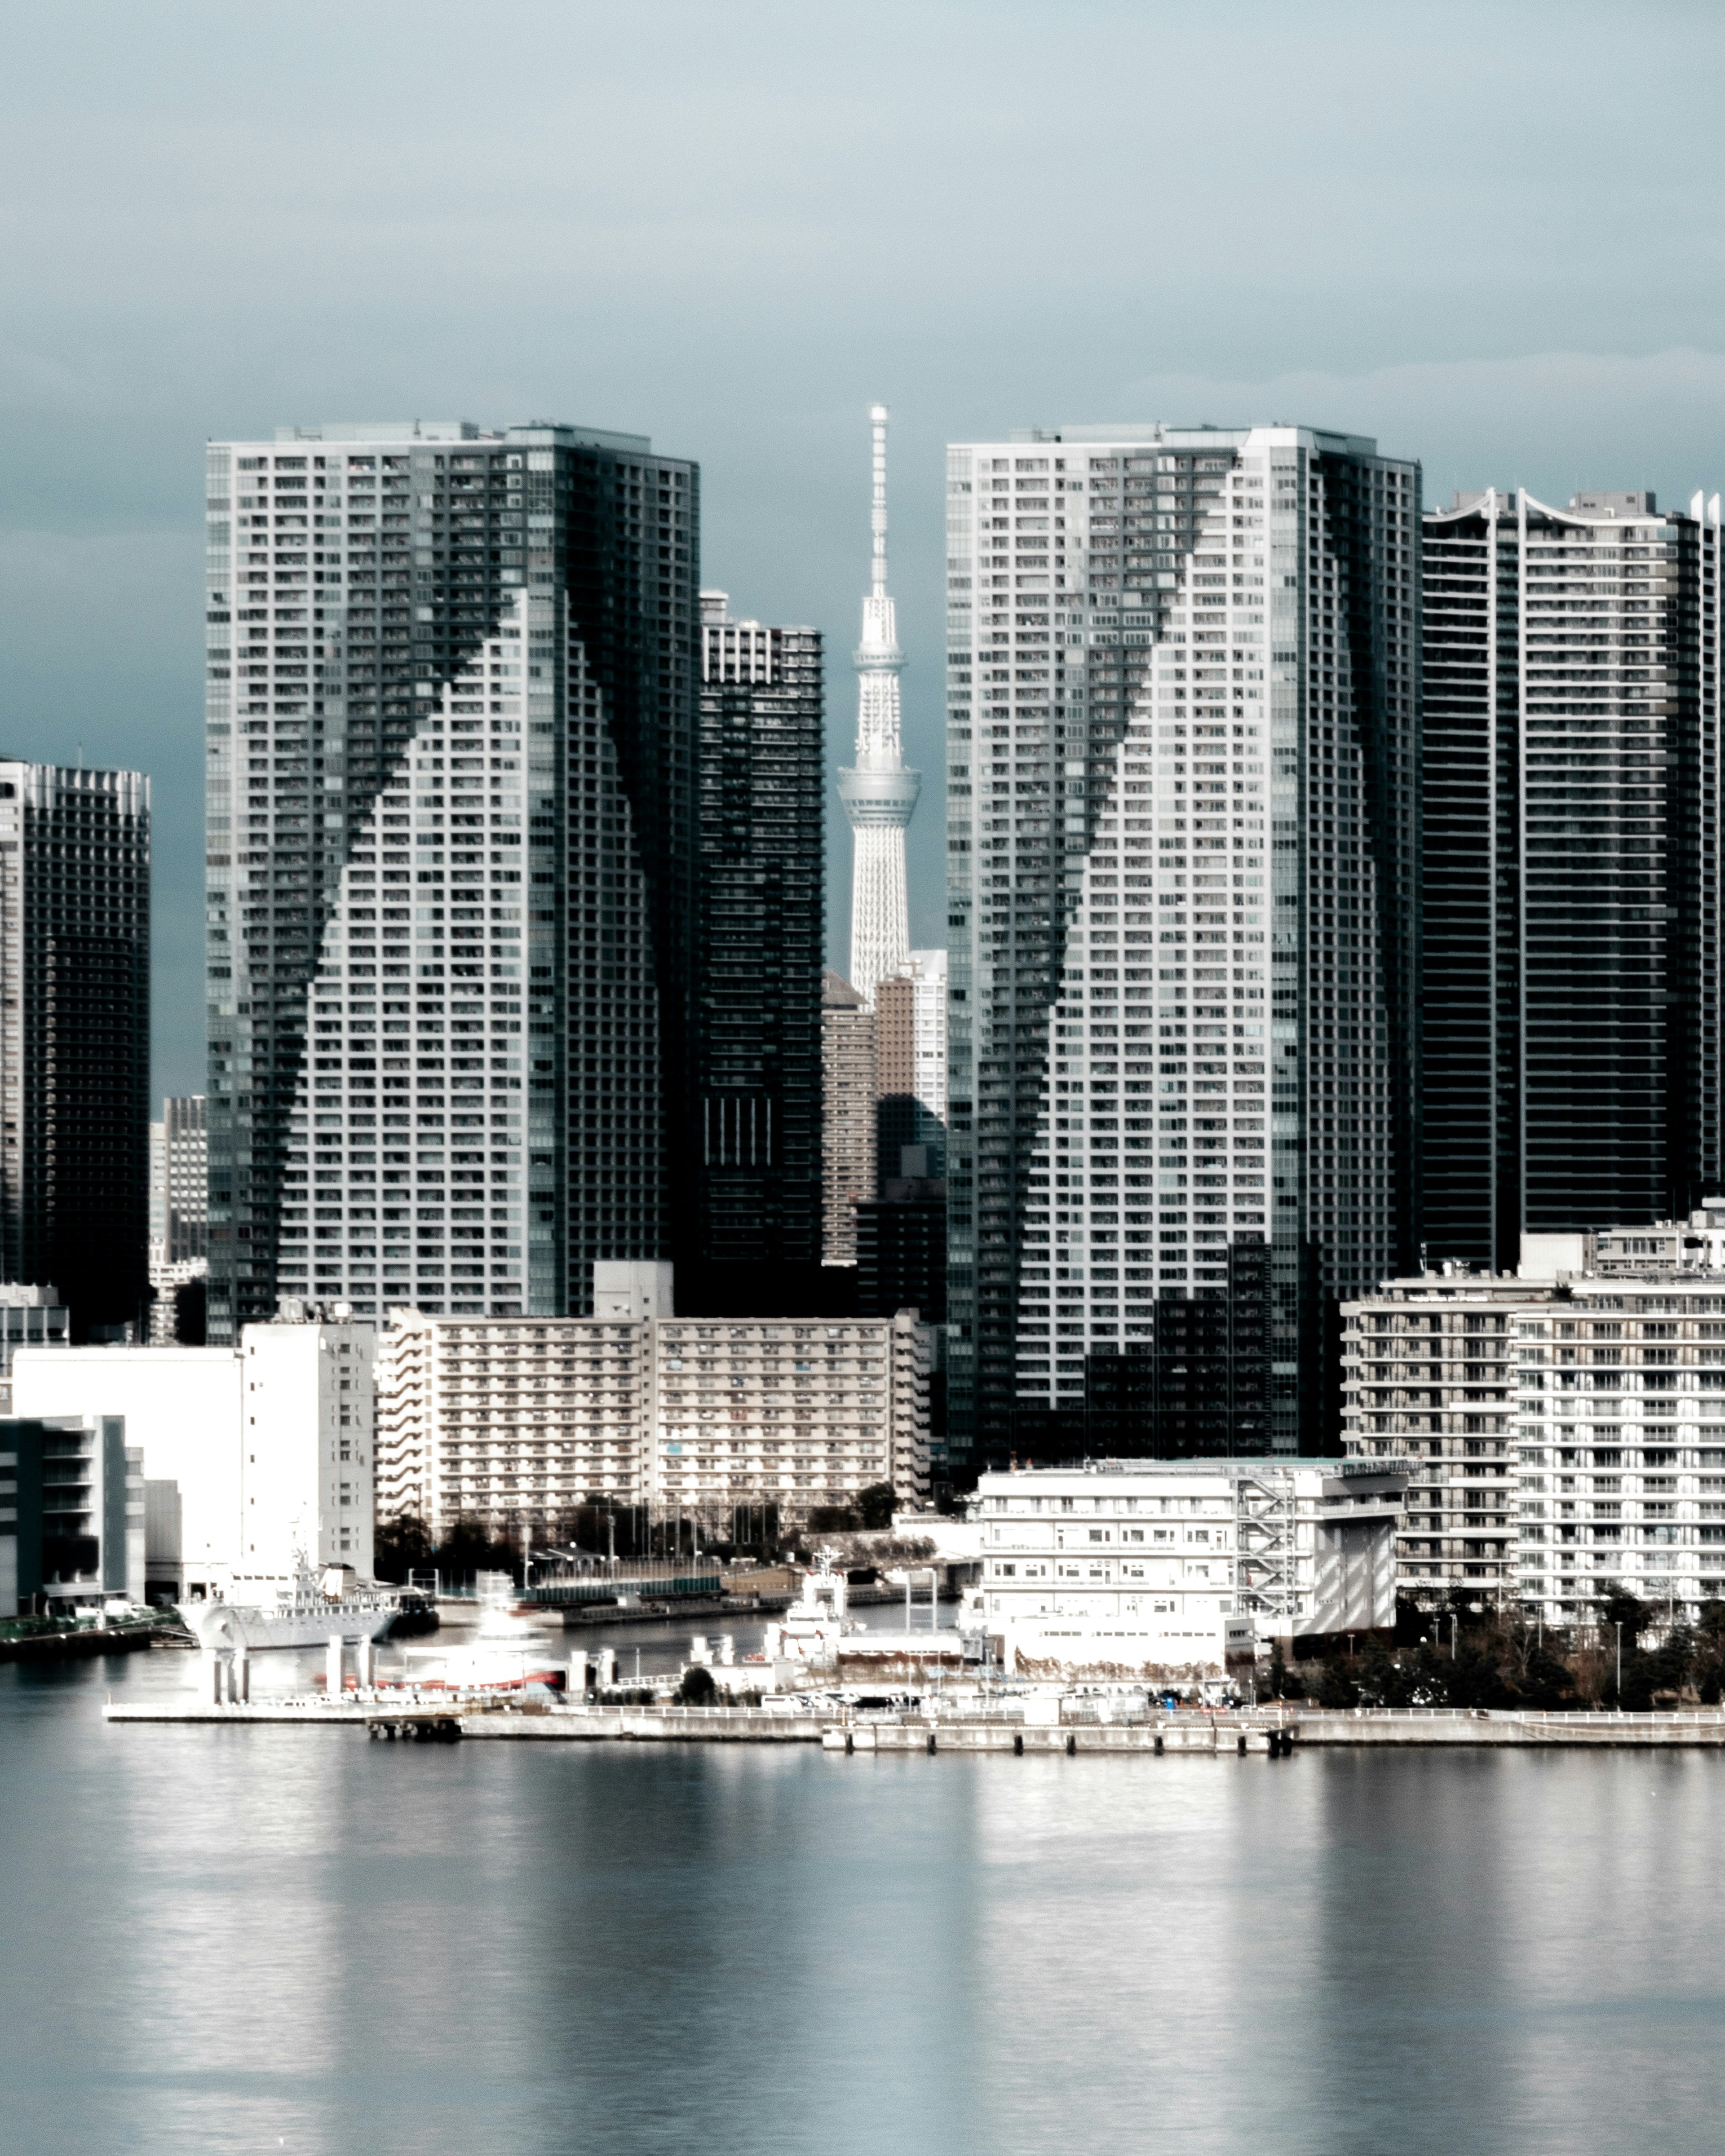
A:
155,1095,208,1262
821,970,876,1265
0,762,150,1339
203,420,698,1340
1421,488,1723,1269
690,592,825,1309
875,948,948,1182
148,1119,166,1250
837,405,920,1008
148,1093,209,1343
944,424,1420,1471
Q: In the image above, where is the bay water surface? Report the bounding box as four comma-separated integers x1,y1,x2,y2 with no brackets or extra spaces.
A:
4,1623,1725,2155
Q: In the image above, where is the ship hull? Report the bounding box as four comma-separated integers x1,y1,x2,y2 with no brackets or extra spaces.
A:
177,1599,399,1652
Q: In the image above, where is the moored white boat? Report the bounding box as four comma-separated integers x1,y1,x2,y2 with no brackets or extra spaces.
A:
402,1571,564,1691
177,1562,400,1652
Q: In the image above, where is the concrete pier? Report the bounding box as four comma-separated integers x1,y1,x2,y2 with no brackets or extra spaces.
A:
105,1700,464,1733
102,1700,1725,1749
1290,1707,1725,1747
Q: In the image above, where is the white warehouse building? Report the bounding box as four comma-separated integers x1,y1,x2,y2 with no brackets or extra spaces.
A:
12,1314,375,1602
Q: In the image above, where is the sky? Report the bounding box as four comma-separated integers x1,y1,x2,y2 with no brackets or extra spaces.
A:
2,0,1724,1096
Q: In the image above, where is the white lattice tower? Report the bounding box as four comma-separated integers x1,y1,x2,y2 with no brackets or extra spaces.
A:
838,402,920,1007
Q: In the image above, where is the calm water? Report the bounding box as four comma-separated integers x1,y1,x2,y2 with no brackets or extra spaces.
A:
5,1628,1725,2156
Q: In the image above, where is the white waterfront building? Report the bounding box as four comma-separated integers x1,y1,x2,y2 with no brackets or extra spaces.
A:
377,1264,932,1538
1343,1213,1725,1625
967,1458,1407,1679
12,1315,375,1601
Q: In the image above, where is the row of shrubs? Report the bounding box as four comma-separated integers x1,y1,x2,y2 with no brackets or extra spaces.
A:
1270,1586,1725,1712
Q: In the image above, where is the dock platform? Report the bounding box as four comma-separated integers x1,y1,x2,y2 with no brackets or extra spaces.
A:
105,1700,463,1739
102,1700,1725,1750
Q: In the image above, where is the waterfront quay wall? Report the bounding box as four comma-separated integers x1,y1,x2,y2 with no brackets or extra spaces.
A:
469,1706,1725,1750
103,1699,1725,1750
1289,1707,1725,1746
461,1707,1284,1753
2,1622,168,1665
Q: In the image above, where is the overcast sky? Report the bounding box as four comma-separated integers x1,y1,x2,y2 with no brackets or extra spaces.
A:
3,0,1724,1096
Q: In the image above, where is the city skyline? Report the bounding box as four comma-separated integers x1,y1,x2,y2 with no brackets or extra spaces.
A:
10,17,1725,2152
80,404,1725,1106
6,9,1723,1100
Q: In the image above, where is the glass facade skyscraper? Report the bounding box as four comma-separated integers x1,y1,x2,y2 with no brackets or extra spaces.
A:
1421,488,1724,1268
690,592,825,1308
203,420,698,1340
0,761,150,1339
944,423,1419,1470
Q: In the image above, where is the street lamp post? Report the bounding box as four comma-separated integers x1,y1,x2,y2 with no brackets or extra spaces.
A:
1615,1619,1623,1707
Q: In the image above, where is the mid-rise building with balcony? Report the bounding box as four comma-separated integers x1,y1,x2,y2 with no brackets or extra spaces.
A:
1344,1208,1725,1622
377,1263,931,1537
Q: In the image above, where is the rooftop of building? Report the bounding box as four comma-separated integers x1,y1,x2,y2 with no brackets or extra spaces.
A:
699,590,817,632
998,422,1388,458
0,1285,62,1309
980,1456,1399,1482
1428,486,1687,526
1345,1210,1725,1305
260,420,653,451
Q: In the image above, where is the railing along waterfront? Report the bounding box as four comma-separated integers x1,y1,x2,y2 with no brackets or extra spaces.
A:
1284,1705,1725,1724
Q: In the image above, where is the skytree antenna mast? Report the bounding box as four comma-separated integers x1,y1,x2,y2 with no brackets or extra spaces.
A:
838,402,920,1007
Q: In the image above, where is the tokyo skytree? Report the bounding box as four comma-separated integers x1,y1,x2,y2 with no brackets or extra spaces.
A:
837,402,920,1008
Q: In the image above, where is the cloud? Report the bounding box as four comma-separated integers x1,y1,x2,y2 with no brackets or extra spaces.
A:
3,2,1724,1083
0,527,207,1094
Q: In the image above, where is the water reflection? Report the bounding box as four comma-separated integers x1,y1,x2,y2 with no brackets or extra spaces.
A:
4,1646,1725,2154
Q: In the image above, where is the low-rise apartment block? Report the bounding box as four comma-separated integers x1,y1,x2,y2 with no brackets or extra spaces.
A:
655,1306,929,1520
379,1306,652,1527
378,1264,932,1537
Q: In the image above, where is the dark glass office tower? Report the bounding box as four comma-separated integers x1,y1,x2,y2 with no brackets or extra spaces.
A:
1421,488,1722,1268
686,593,825,1310
0,762,150,1339
203,421,698,1339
